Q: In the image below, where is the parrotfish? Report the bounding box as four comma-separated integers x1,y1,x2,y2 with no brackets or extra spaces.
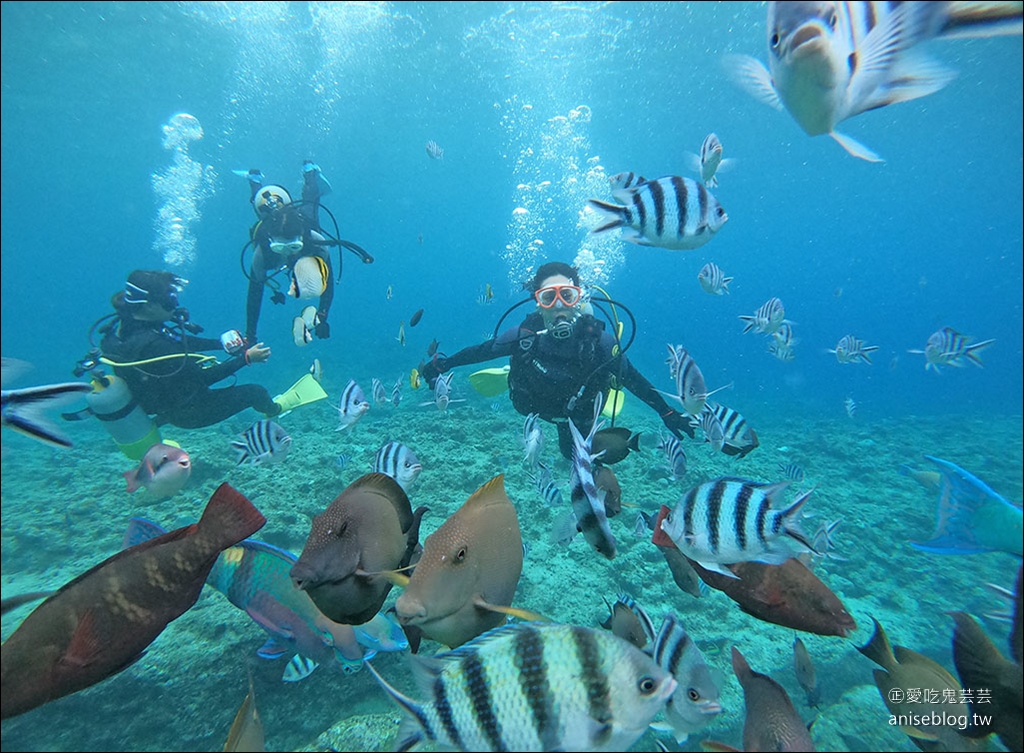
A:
395,475,524,649
123,442,191,497
292,473,426,625
1,483,265,720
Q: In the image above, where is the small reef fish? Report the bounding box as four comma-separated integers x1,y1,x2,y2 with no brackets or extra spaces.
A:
309,357,322,382
386,285,392,300
420,371,464,411
336,379,370,431
594,466,623,518
527,461,563,507
390,377,402,407
793,635,821,707
728,646,814,752
0,484,265,720
657,478,814,576
844,395,857,418
697,261,733,295
691,406,725,453
409,308,423,327
588,176,728,251
371,377,387,407
908,326,995,373
830,334,879,364
396,321,406,346
425,139,444,160
569,396,617,560
609,171,647,190
591,426,641,464
657,433,688,481
740,296,787,335
1,359,92,447
600,593,656,650
292,305,320,347
395,475,524,649
779,462,806,483
223,675,264,753
910,455,1023,557
232,419,292,466
522,412,544,469
292,473,425,625
123,442,191,498
373,441,423,493
426,338,439,357
666,344,710,416
725,2,1023,162
649,614,723,744
686,132,735,188
365,622,677,753
706,401,759,458
409,367,421,390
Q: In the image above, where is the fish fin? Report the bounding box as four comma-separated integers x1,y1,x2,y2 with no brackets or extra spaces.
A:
282,655,319,682
246,605,295,641
198,483,266,548
63,609,105,668
858,50,956,113
474,599,551,623
844,2,916,109
856,617,898,671
1,381,92,448
963,338,996,366
941,1,1024,38
721,54,783,110
586,198,628,233
700,741,743,752
123,469,141,493
256,638,288,660
694,560,741,579
830,130,884,163
359,568,411,588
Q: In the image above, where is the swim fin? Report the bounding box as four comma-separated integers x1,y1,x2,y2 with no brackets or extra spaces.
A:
273,373,328,414
468,365,510,397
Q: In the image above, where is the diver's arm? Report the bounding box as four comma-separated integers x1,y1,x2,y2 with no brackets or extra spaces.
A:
618,353,694,439
246,247,268,342
198,355,250,386
420,326,520,384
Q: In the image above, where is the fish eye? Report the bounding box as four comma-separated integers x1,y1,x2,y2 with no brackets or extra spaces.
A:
335,522,348,538
716,206,725,217
827,10,837,29
638,676,657,695
687,688,701,701
770,31,780,48
456,547,467,561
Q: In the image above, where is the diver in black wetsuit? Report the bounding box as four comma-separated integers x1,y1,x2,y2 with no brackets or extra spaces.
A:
418,261,694,460
100,270,281,429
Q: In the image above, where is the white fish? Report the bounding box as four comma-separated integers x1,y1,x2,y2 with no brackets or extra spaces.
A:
844,395,858,418
569,395,617,560
425,140,444,160
373,441,422,492
908,326,995,373
697,261,733,295
649,614,723,744
232,419,292,466
685,133,736,188
1,366,91,448
609,171,647,191
371,377,388,406
390,377,402,407
587,176,728,251
725,1,1023,162
830,334,880,364
335,379,370,431
739,296,787,335
522,412,544,469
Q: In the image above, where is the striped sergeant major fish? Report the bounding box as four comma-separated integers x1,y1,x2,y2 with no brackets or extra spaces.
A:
373,441,422,493
587,176,728,251
830,334,880,364
657,433,688,482
336,379,370,431
739,296,787,335
908,326,995,373
704,402,760,458
697,261,733,295
371,377,388,406
425,139,444,160
725,2,1023,162
522,412,544,469
365,622,677,753
690,407,725,453
569,394,617,560
649,614,723,744
609,171,646,191
685,133,736,188
659,477,816,578
390,376,402,407
528,461,563,507
232,419,292,466
844,395,857,418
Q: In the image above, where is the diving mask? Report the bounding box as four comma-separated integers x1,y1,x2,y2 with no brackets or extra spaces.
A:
534,284,582,309
536,284,583,340
270,236,304,255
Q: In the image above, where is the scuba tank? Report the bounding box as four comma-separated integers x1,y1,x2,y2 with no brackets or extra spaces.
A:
87,373,161,460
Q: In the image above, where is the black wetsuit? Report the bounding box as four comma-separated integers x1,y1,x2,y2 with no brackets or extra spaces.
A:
101,314,278,429
430,312,679,458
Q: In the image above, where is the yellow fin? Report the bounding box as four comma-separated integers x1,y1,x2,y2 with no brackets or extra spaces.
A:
601,387,626,418
273,373,328,413
475,600,552,623
468,365,510,397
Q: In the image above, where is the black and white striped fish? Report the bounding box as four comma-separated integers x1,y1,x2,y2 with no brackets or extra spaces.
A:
725,2,1023,162
656,433,688,482
778,462,805,483
588,176,728,251
705,402,759,458
697,261,733,295
908,326,996,373
522,412,544,469
231,419,292,466
336,379,370,431
844,396,857,418
373,441,422,492
649,614,723,744
739,296,786,335
830,334,879,364
659,477,816,577
390,377,402,407
609,171,647,191
366,622,677,753
371,377,388,406
425,139,444,160
569,395,617,560
690,407,724,453
528,461,563,507
686,133,736,188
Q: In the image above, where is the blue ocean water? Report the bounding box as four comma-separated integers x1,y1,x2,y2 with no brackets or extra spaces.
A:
2,3,1021,752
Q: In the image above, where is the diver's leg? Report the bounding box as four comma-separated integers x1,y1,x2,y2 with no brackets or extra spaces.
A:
163,385,280,429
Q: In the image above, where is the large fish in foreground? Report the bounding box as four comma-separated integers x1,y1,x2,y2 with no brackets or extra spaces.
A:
649,614,723,744
366,622,677,752
0,483,265,720
725,1,1023,162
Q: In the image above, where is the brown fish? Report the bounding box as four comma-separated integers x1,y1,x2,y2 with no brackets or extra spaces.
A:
857,618,964,744
395,475,523,648
223,673,265,752
291,473,423,625
792,636,820,707
594,465,622,518
0,591,52,616
600,593,655,650
652,505,855,637
0,483,265,720
949,610,1023,752
591,427,641,465
731,646,815,752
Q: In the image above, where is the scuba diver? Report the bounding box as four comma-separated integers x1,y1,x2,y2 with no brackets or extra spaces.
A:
80,270,326,441
417,261,694,462
242,161,373,347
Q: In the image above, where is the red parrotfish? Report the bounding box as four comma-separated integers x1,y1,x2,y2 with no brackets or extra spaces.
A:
652,505,855,637
396,475,526,649
0,483,265,720
123,442,191,498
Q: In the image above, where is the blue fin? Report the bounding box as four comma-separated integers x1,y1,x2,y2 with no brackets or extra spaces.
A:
257,638,287,660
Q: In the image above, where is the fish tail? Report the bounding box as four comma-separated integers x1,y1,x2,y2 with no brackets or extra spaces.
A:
964,338,996,367
780,488,816,551
941,1,1024,39
738,315,756,334
1,381,92,447
948,610,1006,736
857,618,898,671
587,198,628,233
363,661,428,750
197,483,266,548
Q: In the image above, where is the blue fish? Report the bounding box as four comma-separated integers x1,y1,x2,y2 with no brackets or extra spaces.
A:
910,456,1023,557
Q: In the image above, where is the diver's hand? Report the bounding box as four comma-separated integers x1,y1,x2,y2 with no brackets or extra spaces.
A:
270,291,286,305
245,343,271,365
662,409,696,440
418,356,448,389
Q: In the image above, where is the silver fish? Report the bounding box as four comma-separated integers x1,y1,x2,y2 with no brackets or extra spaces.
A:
609,171,647,191
569,395,617,560
908,326,995,373
659,477,815,578
705,402,759,458
690,407,725,453
522,412,544,469
778,462,805,482
650,614,723,744
335,379,370,431
697,261,733,295
367,622,677,753
844,395,857,418
373,441,422,492
425,139,444,160
665,345,725,417
390,377,402,407
725,1,1023,162
528,461,563,507
686,133,736,188
793,635,821,707
657,433,688,481
739,296,786,335
371,377,388,406
588,176,728,251
420,371,464,412
232,419,292,466
0,371,92,448
830,334,880,364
